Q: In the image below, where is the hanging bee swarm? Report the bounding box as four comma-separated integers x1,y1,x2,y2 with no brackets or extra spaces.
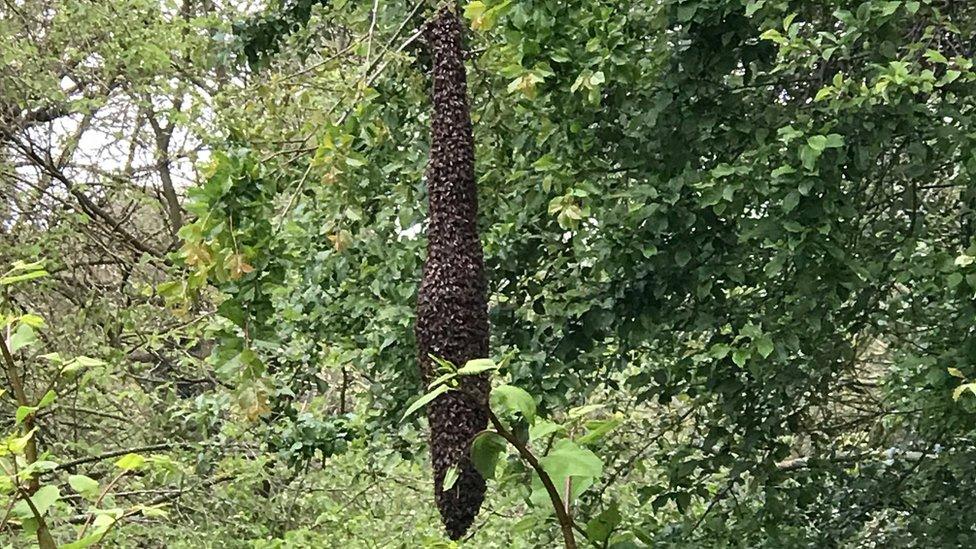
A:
414,7,490,541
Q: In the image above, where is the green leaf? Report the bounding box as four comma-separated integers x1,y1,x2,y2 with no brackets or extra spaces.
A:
115,453,147,471
783,191,800,213
17,314,45,328
953,383,976,401
879,1,900,16
9,324,37,353
586,503,622,543
401,384,450,422
7,260,46,273
470,431,507,479
463,0,486,22
490,384,537,423
771,165,796,178
427,372,457,390
568,404,605,418
807,135,828,152
38,390,57,408
823,134,845,148
529,420,565,441
732,349,750,367
69,356,106,369
0,270,49,285
539,439,603,480
924,49,948,64
674,250,691,267
711,164,735,177
427,354,457,373
947,367,965,379
800,145,822,170
709,344,731,359
68,474,100,499
676,4,697,22
456,358,498,375
529,471,594,511
755,336,775,359
442,465,459,491
759,29,787,45
578,417,623,445
15,406,37,424
745,0,765,17
13,485,60,518
8,428,36,454
676,491,692,513
62,528,110,549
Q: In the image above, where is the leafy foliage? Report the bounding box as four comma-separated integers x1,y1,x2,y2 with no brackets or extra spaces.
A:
3,0,976,546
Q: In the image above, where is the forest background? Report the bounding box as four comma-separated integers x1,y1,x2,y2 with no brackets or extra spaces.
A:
1,0,976,547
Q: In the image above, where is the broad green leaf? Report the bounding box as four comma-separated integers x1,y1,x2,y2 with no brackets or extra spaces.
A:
674,250,691,267
8,428,37,454
947,367,965,379
711,164,735,177
68,474,100,499
19,460,58,477
800,145,821,170
814,86,833,101
38,390,57,408
745,0,764,17
771,165,796,178
755,336,775,359
13,485,60,518
529,471,594,512
490,385,536,423
62,526,111,549
529,420,565,441
823,134,845,148
9,324,37,353
456,358,498,375
15,406,37,424
807,135,828,152
471,431,507,479
732,349,750,367
17,314,45,328
401,384,450,422
586,503,622,543
115,453,147,471
759,29,787,45
783,191,800,212
539,439,603,480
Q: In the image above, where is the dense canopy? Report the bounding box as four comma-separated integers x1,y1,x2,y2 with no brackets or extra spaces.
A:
1,0,975,547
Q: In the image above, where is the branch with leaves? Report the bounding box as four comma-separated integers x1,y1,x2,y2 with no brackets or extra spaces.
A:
403,355,626,548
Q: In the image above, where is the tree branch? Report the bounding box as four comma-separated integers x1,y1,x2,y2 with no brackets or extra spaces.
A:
487,410,578,549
